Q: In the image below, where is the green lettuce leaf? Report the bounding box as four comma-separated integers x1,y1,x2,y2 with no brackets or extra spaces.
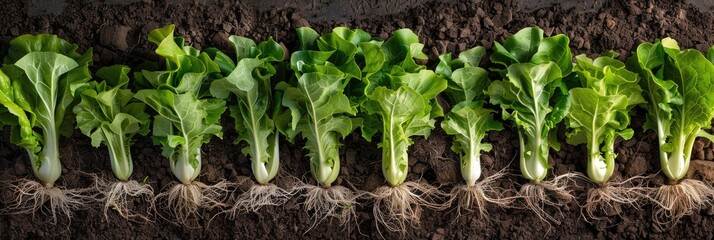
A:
210,36,284,185
0,34,92,187
73,65,150,181
490,27,572,76
135,25,226,184
279,71,357,187
487,62,568,183
629,38,714,181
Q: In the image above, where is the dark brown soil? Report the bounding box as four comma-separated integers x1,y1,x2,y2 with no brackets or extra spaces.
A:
2,0,714,239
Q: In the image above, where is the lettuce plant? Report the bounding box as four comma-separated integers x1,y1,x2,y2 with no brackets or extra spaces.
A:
278,27,367,228
73,65,154,220
133,24,228,225
436,46,510,215
0,34,92,222
209,36,291,214
360,29,448,234
629,38,714,225
486,27,575,224
566,52,646,218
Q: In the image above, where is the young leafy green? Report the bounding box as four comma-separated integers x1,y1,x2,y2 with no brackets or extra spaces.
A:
486,62,568,183
361,29,447,187
210,36,284,185
0,34,92,188
566,53,644,185
628,38,714,182
490,27,573,77
134,25,226,185
73,65,150,181
486,27,572,184
437,46,503,186
279,70,358,187
291,26,384,99
277,27,378,188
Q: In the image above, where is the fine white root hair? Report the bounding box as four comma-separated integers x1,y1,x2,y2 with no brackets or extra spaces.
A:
152,180,231,227
296,184,359,232
93,177,154,222
648,179,714,227
224,183,295,219
369,181,449,236
518,173,583,225
1,178,93,224
581,176,649,221
449,170,515,219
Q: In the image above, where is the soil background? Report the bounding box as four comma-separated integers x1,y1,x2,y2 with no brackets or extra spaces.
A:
2,0,714,239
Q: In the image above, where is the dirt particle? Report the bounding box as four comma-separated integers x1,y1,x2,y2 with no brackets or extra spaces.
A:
459,28,471,38
431,228,446,240
483,17,494,29
413,162,428,174
99,25,130,52
222,23,233,33
397,20,406,28
623,139,637,147
688,160,714,182
291,13,310,28
638,142,651,153
573,36,585,48
694,140,705,160
606,19,617,29
211,32,232,51
625,156,647,176
13,160,26,175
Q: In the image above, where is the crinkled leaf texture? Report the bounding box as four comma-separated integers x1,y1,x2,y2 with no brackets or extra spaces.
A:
441,101,503,186
438,46,503,186
73,65,150,181
135,24,222,98
490,27,573,76
629,38,714,181
135,90,225,184
360,29,447,186
567,53,643,184
279,71,357,187
135,25,226,184
0,34,92,186
284,27,371,186
487,62,568,182
209,36,283,185
291,27,383,100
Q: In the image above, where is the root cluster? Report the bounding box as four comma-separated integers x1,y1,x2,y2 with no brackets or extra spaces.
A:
648,179,714,227
582,176,648,220
370,181,449,236
297,184,359,231
449,171,514,218
153,180,231,227
94,177,154,222
518,173,581,225
1,179,92,224
224,183,295,218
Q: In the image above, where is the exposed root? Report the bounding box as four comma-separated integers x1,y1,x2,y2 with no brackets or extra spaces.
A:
449,171,515,219
582,176,649,221
370,181,449,236
224,183,295,218
648,179,714,227
518,173,582,225
296,184,359,232
1,179,93,224
152,180,231,227
94,177,154,222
